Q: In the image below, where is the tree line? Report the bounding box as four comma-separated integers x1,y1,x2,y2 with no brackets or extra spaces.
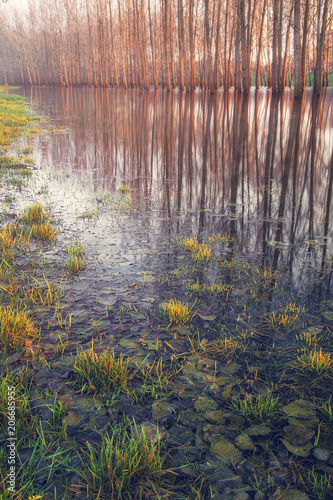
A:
0,0,332,96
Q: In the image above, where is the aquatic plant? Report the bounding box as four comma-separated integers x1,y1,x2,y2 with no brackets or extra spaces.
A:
0,305,38,347
164,298,195,325
73,343,132,394
134,358,179,401
232,391,279,422
75,418,164,498
304,466,331,500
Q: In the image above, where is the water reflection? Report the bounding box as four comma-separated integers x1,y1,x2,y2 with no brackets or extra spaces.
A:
20,87,333,299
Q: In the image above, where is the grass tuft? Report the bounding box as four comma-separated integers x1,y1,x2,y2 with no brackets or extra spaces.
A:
22,202,47,224
65,242,86,274
31,222,56,241
73,342,132,394
164,299,195,325
119,184,130,193
75,418,164,498
297,348,332,375
232,391,279,422
0,305,38,347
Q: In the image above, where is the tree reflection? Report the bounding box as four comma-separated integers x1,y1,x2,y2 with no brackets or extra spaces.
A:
24,87,333,296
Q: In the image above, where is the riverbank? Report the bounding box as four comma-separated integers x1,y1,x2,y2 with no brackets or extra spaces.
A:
0,85,333,500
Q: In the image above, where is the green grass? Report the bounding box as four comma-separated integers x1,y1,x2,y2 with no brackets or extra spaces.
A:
0,372,35,437
164,298,196,325
297,348,332,376
22,202,47,224
65,242,86,275
75,418,165,499
0,92,32,148
119,184,130,193
0,304,38,348
73,342,133,394
232,391,279,422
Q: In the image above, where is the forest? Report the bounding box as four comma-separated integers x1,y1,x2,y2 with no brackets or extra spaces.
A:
0,0,332,96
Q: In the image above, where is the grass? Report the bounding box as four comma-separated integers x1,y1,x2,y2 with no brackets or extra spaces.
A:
0,222,29,250
73,342,133,394
119,184,130,193
0,372,35,437
0,304,38,347
134,358,179,401
267,301,304,331
297,348,332,375
65,242,86,274
20,202,56,241
30,221,56,241
164,298,196,325
232,391,279,422
22,202,47,224
75,418,164,499
0,92,33,148
176,236,212,262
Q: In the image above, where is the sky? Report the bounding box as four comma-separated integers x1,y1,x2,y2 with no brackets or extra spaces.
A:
3,0,28,12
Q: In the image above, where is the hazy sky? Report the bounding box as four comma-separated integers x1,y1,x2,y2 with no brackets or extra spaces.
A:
3,0,29,12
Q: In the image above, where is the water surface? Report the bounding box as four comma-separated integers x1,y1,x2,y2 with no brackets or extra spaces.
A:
16,86,333,305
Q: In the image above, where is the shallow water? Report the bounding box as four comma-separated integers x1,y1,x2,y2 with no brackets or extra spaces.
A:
15,86,333,306
3,87,333,499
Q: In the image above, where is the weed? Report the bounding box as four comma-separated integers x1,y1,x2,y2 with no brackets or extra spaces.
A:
73,342,133,394
0,305,38,347
164,299,196,325
47,397,67,438
208,233,233,244
75,418,164,498
0,92,34,148
187,281,201,295
8,177,26,190
321,396,333,422
305,466,331,499
232,391,279,422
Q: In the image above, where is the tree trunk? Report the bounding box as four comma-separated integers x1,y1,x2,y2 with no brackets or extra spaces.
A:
294,0,303,98
118,0,128,88
271,0,279,93
240,0,249,94
314,0,329,95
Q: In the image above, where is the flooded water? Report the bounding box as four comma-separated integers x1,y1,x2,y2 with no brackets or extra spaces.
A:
17,86,333,305
3,87,333,499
